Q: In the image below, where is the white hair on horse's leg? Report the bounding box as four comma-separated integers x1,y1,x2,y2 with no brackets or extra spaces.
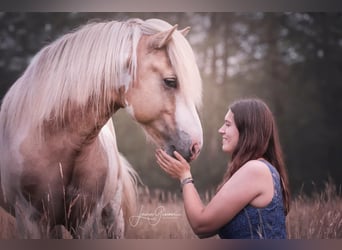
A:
15,196,43,238
98,119,138,238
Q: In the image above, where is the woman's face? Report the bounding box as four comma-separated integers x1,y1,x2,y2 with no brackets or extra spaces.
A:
218,109,239,154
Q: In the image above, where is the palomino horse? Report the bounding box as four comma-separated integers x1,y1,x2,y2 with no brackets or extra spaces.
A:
0,18,203,238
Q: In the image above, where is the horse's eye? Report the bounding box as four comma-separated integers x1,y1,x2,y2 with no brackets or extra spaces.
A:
163,78,178,89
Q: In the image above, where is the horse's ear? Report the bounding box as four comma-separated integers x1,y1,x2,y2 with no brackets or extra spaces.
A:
180,26,191,36
149,24,178,49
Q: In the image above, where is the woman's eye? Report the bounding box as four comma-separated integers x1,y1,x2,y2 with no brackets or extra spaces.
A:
163,78,178,88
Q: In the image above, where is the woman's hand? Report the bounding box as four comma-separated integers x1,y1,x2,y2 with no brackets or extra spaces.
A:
155,149,192,181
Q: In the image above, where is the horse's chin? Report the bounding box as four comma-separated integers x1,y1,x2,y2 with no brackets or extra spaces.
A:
149,129,199,163
164,144,192,163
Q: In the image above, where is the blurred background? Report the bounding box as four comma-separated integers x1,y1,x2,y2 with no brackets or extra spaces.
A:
0,12,341,196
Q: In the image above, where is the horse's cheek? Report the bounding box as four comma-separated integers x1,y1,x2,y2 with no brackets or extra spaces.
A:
128,90,163,123
134,101,160,123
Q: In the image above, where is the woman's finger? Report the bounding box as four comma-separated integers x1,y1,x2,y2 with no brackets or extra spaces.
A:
155,149,190,179
159,150,174,162
156,157,171,173
156,149,168,162
173,151,187,163
156,151,176,173
156,152,168,166
158,150,179,167
157,159,178,178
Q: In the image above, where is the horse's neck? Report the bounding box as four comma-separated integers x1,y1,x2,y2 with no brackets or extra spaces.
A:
18,97,123,186
15,90,126,186
16,101,122,223
46,99,121,147
76,87,127,144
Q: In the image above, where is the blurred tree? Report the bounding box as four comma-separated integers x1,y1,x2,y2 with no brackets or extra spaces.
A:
280,13,342,193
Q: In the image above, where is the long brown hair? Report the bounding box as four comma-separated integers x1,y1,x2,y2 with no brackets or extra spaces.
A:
218,98,290,215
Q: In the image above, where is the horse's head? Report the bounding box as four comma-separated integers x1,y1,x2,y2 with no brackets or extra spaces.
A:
123,20,203,162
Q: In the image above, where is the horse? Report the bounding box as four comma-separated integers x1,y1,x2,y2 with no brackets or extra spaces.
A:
0,18,203,238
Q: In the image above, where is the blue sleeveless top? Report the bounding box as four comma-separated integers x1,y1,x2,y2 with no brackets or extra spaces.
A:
218,160,287,239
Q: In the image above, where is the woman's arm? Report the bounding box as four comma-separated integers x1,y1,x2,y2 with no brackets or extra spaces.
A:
156,149,208,234
156,149,272,237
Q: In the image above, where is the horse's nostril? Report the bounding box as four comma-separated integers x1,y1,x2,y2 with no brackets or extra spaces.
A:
190,143,200,156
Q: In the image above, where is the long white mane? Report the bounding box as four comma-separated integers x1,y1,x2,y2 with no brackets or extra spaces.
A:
0,18,202,139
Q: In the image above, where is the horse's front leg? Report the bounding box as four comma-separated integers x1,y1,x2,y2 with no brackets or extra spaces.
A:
64,183,103,238
101,181,125,239
65,138,108,239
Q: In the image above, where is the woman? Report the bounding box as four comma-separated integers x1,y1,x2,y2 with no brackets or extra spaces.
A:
155,98,290,239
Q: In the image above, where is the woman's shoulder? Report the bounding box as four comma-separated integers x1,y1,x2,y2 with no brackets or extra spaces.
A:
239,160,275,207
226,159,274,208
238,159,271,177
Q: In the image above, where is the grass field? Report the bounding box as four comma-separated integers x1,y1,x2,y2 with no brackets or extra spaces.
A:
0,182,341,239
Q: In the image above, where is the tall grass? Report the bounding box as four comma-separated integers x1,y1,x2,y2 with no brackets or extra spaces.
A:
286,181,342,239
0,182,341,239
125,187,199,239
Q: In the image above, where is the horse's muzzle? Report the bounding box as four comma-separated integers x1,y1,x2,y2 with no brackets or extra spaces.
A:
166,141,201,163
